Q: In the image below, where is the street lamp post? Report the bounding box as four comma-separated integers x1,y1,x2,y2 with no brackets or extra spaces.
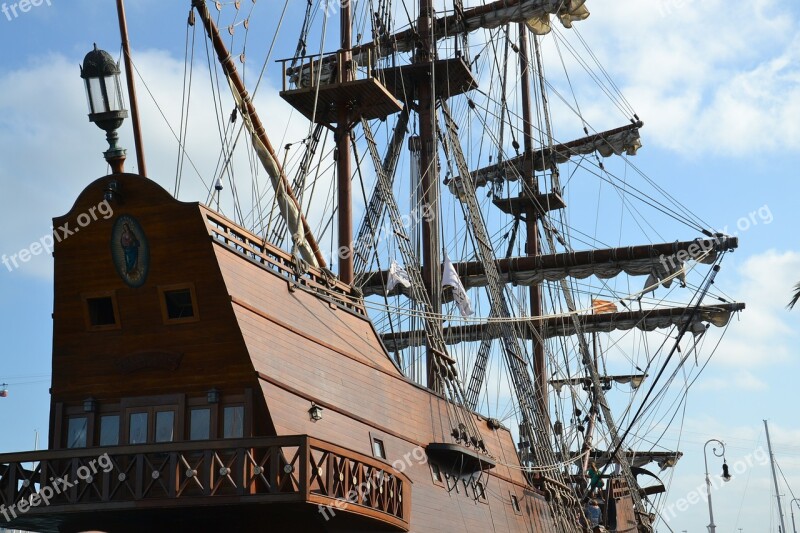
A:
704,438,730,533
791,498,800,533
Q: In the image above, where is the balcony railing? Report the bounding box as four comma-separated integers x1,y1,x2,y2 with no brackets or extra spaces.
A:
0,435,410,531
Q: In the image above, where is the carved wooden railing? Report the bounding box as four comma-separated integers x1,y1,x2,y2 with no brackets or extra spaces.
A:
202,208,366,316
0,436,409,531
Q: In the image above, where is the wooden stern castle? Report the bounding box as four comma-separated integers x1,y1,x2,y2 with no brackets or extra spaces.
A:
0,174,640,532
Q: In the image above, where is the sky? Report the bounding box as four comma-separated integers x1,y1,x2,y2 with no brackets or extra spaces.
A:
0,1,799,532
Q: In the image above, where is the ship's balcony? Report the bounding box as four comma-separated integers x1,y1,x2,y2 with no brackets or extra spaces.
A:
0,435,410,532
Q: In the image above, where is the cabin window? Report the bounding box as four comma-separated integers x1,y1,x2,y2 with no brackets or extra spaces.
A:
128,412,148,444
223,406,244,438
99,415,120,446
155,410,175,443
372,437,386,459
66,417,88,448
190,408,211,440
158,283,199,324
511,493,521,514
82,291,120,330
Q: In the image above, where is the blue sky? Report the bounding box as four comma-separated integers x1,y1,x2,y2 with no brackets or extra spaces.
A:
1,1,799,532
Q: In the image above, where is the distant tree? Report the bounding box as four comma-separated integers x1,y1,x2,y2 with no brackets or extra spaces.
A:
790,282,800,309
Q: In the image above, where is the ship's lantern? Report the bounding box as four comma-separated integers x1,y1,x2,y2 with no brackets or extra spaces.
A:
83,397,97,412
80,44,128,170
207,388,220,404
308,402,323,421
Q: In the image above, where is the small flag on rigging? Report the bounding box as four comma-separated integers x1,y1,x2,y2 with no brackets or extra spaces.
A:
591,298,618,314
443,253,474,317
386,260,411,294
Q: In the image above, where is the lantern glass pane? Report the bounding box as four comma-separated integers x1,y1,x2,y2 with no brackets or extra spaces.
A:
106,75,125,111
88,77,106,113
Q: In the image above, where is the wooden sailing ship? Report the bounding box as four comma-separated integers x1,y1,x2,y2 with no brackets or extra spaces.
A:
0,1,744,532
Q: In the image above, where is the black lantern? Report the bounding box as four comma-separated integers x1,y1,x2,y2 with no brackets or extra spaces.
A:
80,44,128,171
83,397,97,413
207,388,220,404
308,402,323,421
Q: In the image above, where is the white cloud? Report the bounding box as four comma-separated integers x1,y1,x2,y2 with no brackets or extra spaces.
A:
551,0,800,155
0,49,321,280
695,370,768,391
709,249,800,367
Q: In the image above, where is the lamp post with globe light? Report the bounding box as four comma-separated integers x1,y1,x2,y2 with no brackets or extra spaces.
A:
704,439,731,533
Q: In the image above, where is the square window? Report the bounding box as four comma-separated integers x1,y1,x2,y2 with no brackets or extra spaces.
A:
87,297,116,326
82,292,120,330
190,408,211,440
372,437,386,459
99,415,120,446
158,284,199,324
164,289,193,319
155,411,175,443
67,417,87,448
223,406,244,438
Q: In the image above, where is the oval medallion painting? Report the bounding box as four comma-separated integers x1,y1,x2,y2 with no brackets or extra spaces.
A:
111,215,150,287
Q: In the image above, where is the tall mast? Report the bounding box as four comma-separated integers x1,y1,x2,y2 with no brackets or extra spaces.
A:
115,0,147,176
417,0,442,390
517,22,548,426
765,419,788,533
336,0,354,284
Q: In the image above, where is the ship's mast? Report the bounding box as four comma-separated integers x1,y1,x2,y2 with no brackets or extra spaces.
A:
417,0,443,390
336,0,354,284
765,419,788,533
517,22,548,427
115,0,147,177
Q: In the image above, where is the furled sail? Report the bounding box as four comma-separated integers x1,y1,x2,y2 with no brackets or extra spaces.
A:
341,0,591,68
449,122,642,194
381,303,744,351
361,237,737,296
391,0,590,51
290,1,592,88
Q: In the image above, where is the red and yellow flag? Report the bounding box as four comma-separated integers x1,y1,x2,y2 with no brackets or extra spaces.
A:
592,298,618,314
